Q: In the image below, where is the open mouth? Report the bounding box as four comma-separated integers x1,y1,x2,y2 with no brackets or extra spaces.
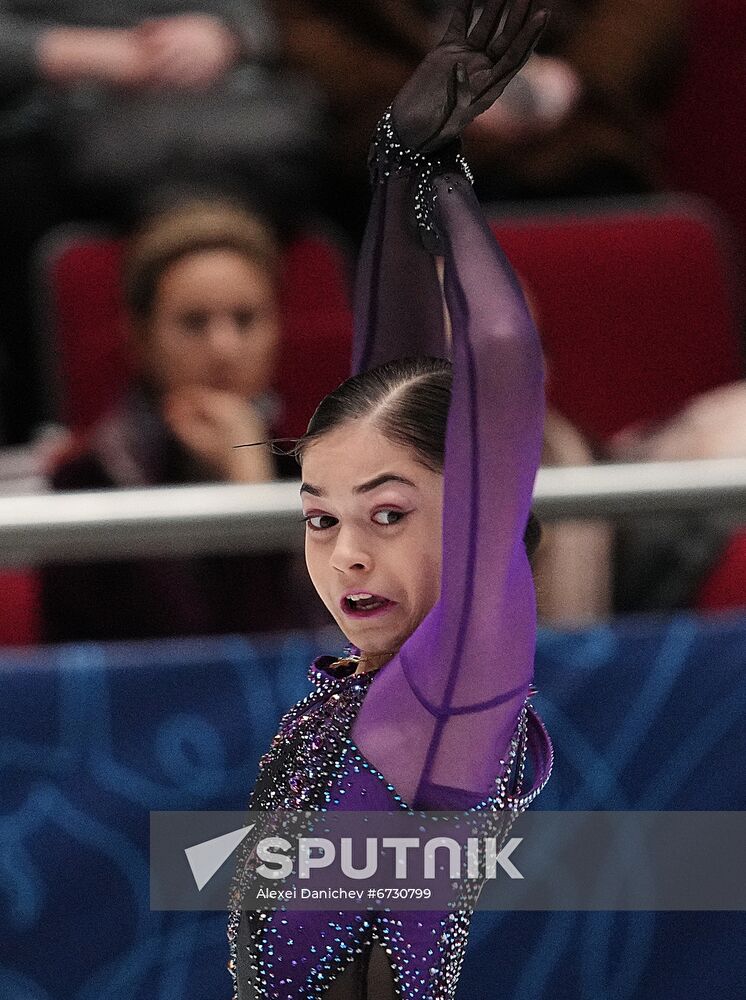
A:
340,592,397,619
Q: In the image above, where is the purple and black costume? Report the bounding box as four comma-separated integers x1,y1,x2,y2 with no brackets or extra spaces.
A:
226,109,553,998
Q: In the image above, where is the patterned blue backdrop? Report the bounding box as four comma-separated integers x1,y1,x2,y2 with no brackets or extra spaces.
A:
1,613,745,1000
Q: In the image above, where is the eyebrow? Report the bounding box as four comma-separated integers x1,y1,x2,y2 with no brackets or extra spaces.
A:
300,473,417,497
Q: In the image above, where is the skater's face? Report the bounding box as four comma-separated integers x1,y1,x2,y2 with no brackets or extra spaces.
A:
136,248,280,399
301,419,443,670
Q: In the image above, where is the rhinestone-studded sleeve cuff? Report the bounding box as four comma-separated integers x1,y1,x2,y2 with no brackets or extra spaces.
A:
368,107,474,252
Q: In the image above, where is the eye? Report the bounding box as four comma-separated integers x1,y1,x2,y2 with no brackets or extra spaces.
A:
234,309,257,332
303,513,338,531
180,311,209,335
373,509,407,526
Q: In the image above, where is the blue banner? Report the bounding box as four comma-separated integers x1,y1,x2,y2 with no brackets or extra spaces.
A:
1,614,745,1000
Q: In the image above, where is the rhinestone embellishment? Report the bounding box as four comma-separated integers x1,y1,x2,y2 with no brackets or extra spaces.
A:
226,653,551,998
369,107,474,243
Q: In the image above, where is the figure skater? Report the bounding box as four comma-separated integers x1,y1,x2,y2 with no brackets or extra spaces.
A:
228,2,554,995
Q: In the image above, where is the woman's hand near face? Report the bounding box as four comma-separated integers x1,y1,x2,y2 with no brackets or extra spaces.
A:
162,387,274,483
38,16,240,93
136,15,240,90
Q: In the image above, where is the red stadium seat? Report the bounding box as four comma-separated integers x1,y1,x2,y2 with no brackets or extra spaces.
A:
38,227,354,438
695,531,746,611
489,196,744,442
40,232,129,434
491,196,745,613
274,234,354,437
0,571,40,646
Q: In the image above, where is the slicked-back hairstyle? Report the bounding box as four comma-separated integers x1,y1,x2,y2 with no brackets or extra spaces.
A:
295,356,541,563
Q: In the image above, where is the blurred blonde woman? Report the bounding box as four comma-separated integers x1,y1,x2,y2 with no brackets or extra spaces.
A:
41,198,321,640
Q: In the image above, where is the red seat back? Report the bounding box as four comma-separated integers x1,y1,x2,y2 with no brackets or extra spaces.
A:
0,571,40,646
46,235,130,433
490,198,743,441
492,197,745,611
275,235,354,436
694,531,746,612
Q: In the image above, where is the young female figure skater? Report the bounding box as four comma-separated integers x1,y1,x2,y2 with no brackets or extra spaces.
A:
228,2,554,995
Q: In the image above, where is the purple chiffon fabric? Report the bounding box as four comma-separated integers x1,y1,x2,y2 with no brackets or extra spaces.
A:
351,169,546,810
228,154,552,1000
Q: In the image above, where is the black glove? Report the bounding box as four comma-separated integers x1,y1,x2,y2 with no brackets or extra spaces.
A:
391,0,549,154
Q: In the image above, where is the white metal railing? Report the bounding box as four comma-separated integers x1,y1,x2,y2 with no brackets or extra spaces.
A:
0,458,745,566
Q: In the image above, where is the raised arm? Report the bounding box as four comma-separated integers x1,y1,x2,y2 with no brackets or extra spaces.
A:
352,0,547,373
351,167,448,373
351,0,549,810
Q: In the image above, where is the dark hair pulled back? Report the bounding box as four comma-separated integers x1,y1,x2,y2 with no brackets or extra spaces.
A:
295,356,541,564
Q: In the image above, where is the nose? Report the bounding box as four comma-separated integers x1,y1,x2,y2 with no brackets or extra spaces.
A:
331,524,372,575
206,316,242,357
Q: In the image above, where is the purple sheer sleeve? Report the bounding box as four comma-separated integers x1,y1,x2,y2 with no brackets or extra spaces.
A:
350,166,545,810
351,170,448,373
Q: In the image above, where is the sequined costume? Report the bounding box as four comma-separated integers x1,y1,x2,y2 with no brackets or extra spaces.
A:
227,101,554,997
